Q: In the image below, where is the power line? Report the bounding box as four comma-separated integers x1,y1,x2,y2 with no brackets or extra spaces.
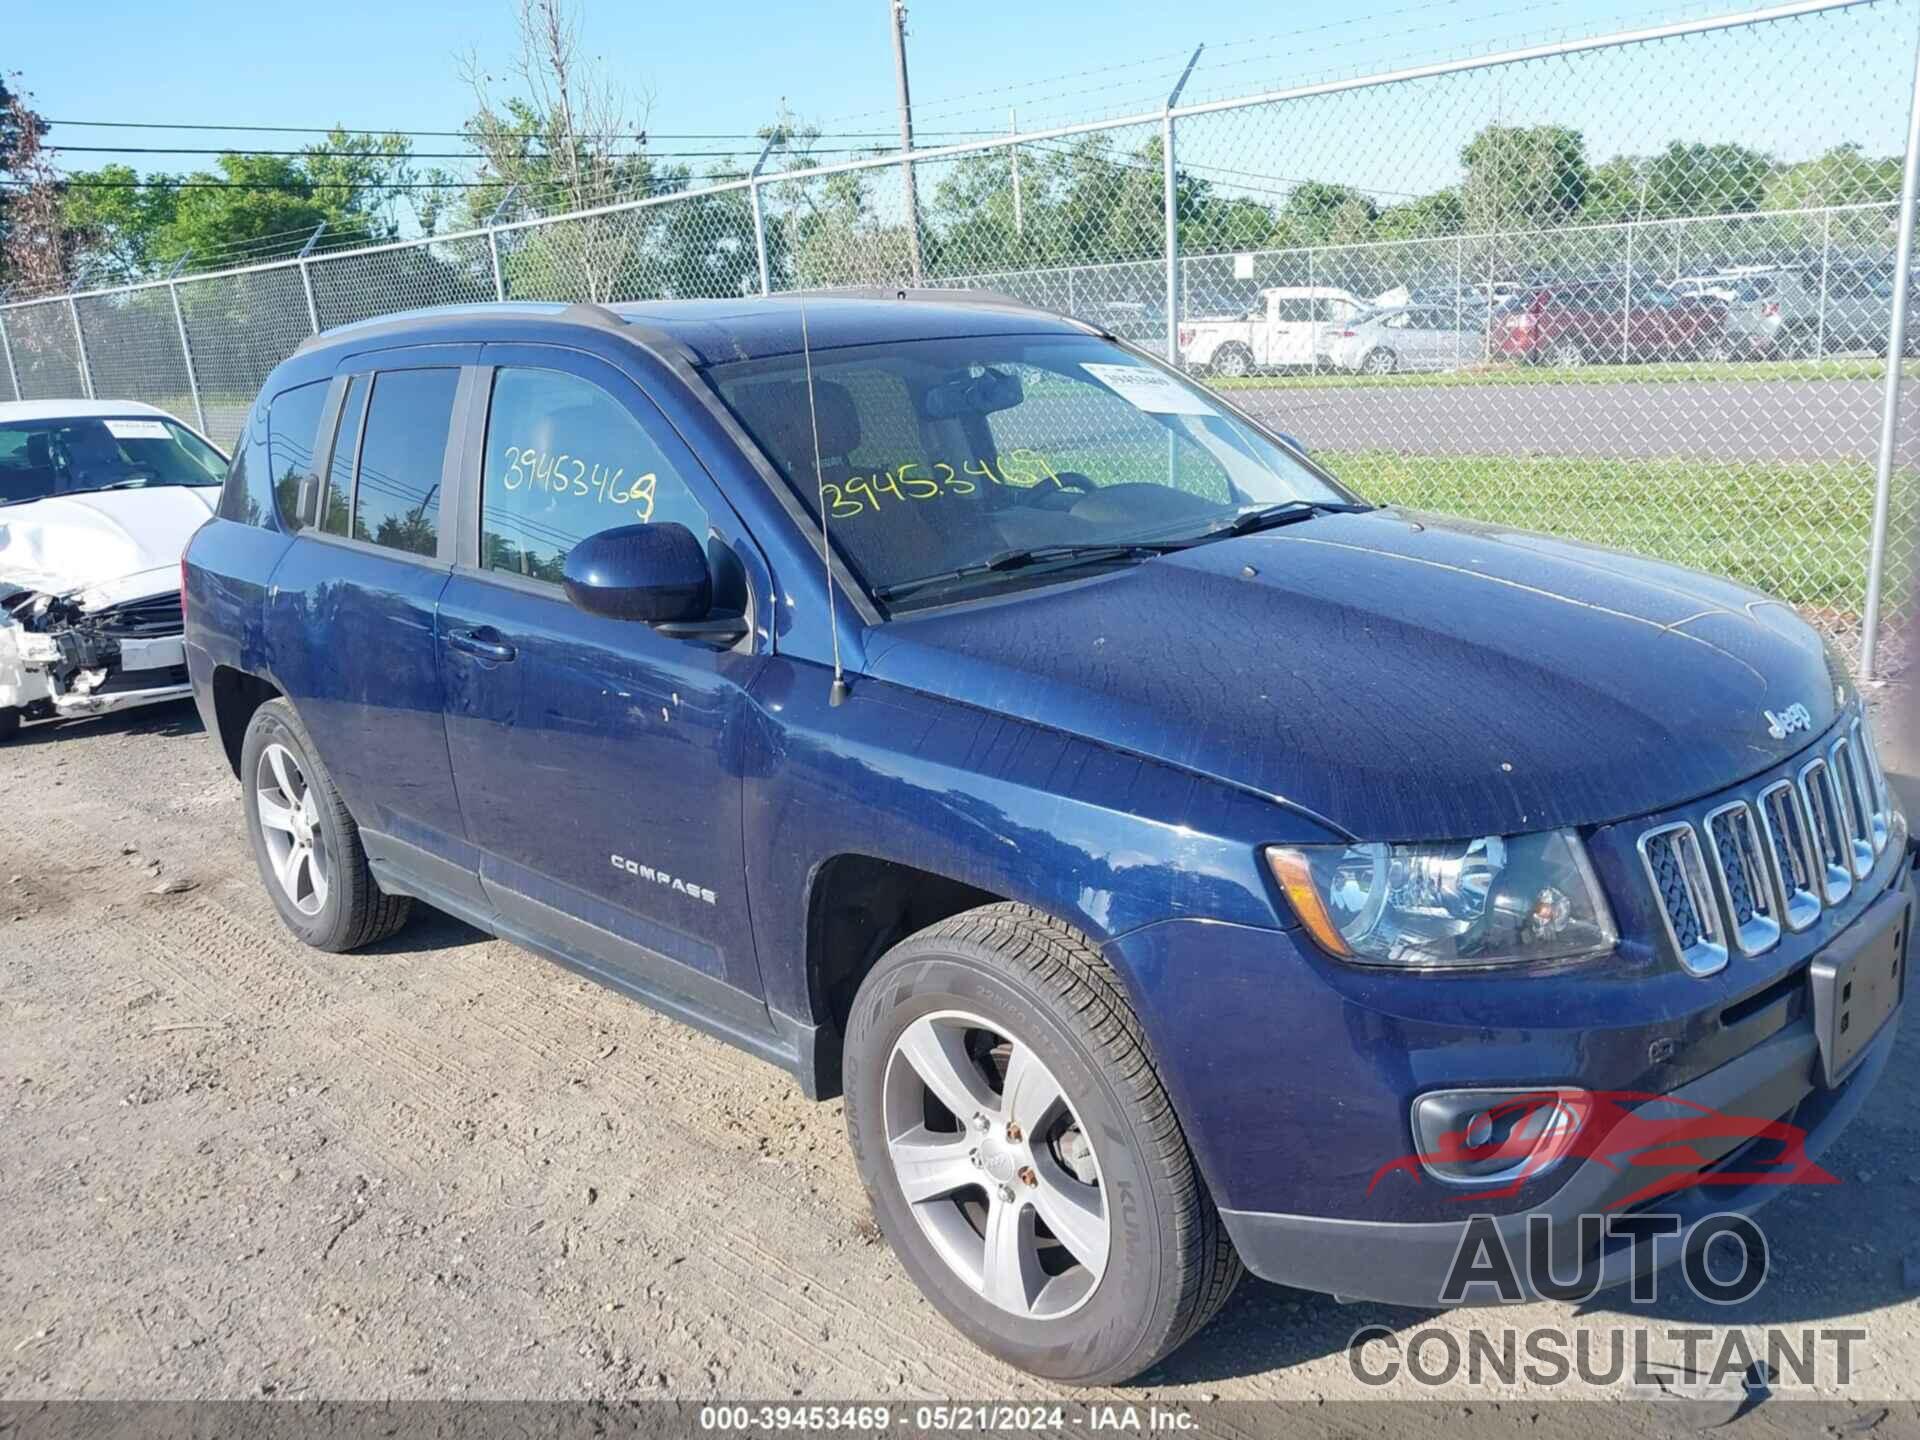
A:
45,143,906,160
5,177,511,190
43,118,1000,140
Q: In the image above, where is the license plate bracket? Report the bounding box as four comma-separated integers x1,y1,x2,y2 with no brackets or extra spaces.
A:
1809,889,1910,1088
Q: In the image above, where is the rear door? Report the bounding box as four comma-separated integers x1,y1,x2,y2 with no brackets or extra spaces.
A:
263,346,481,893
436,344,774,1031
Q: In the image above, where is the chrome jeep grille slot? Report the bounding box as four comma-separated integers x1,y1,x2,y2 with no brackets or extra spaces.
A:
1798,759,1854,906
1635,715,1898,976
1829,738,1875,878
1848,718,1890,855
1758,779,1822,933
1638,824,1728,977
1705,803,1780,956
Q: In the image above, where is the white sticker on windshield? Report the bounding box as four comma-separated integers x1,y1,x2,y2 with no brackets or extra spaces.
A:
1080,363,1218,416
103,419,173,441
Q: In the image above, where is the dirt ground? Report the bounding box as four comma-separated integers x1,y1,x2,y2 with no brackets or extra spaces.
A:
1,689,1917,1408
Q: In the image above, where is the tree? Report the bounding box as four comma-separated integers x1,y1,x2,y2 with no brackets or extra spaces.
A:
460,0,653,224
1,74,64,296
1278,181,1377,246
1642,141,1772,218
461,0,658,299
1373,189,1464,242
61,130,420,285
58,164,178,284
1763,143,1902,211
1460,124,1588,232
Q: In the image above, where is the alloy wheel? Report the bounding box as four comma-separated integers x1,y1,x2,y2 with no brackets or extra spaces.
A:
255,742,332,916
882,1010,1110,1320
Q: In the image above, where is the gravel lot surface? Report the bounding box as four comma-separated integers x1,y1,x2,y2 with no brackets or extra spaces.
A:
2,695,1916,1408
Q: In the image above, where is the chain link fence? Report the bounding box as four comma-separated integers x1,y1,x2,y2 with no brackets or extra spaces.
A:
4,0,1917,673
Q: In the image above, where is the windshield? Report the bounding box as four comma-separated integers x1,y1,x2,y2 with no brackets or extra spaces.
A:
0,415,229,506
708,333,1357,609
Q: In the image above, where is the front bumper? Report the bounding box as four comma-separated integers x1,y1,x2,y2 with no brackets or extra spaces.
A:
1217,861,1912,1307
0,622,190,719
1221,1010,1900,1306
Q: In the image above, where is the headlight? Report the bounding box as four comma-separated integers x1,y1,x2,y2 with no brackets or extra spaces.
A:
1266,830,1617,969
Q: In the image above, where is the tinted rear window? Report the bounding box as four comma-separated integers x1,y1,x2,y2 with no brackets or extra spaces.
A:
268,380,329,532
350,368,457,558
320,376,366,538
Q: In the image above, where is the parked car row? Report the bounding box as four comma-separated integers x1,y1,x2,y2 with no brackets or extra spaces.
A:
1668,262,1915,360
1174,263,1914,376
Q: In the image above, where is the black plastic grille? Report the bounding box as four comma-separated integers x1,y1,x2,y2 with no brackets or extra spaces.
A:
1710,812,1757,925
90,592,184,638
1645,831,1704,950
1762,786,1812,895
1805,764,1846,869
1833,742,1869,846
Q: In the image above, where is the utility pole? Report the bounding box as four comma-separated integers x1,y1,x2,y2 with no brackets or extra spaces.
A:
890,0,925,284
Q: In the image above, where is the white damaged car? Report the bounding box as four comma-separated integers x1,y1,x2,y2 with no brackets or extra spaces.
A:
0,400,228,741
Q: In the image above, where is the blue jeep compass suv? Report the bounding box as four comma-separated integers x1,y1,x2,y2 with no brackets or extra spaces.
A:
183,295,1913,1384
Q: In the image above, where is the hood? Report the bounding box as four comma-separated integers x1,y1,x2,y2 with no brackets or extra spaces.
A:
862,509,1849,840
0,486,216,597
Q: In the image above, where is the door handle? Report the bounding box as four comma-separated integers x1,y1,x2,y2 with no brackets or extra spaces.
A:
446,627,517,662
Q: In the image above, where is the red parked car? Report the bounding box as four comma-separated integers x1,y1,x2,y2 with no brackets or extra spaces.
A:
1497,279,1733,366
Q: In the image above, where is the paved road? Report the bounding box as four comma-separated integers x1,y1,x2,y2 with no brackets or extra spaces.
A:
2,699,1918,1407
1230,378,1920,464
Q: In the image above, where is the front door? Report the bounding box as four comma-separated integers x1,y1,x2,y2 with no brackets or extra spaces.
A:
437,345,772,1030
1266,296,1316,366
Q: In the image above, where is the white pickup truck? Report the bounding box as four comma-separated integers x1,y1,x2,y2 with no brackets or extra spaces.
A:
1176,286,1364,377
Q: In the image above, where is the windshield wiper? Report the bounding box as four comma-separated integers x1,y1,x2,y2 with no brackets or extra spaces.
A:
874,542,1176,604
1199,498,1376,542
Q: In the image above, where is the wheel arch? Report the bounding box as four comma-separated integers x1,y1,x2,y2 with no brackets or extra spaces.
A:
1210,341,1254,375
800,852,1012,1099
209,666,285,778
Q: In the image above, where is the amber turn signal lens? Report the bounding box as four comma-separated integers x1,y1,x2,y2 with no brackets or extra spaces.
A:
1266,846,1353,959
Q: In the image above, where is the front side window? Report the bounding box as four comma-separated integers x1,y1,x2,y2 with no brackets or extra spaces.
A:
710,333,1355,610
480,366,709,584
351,368,457,557
0,412,227,507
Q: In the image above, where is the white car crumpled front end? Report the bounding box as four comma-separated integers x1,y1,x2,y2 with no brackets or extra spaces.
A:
0,487,215,723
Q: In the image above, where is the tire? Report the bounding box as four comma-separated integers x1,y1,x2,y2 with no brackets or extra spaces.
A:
843,902,1242,1385
1779,324,1820,361
239,698,411,952
1360,347,1398,375
1209,344,1253,380
0,706,17,744
1545,338,1586,369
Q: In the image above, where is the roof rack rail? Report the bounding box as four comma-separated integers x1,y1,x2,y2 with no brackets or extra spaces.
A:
775,285,1112,337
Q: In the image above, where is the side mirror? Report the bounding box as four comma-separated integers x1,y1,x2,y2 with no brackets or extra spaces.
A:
564,522,711,623
1275,432,1309,457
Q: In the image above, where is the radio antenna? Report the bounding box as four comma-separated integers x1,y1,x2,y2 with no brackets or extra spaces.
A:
796,292,850,707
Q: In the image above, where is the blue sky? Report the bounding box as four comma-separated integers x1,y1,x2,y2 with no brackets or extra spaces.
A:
13,0,1916,224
